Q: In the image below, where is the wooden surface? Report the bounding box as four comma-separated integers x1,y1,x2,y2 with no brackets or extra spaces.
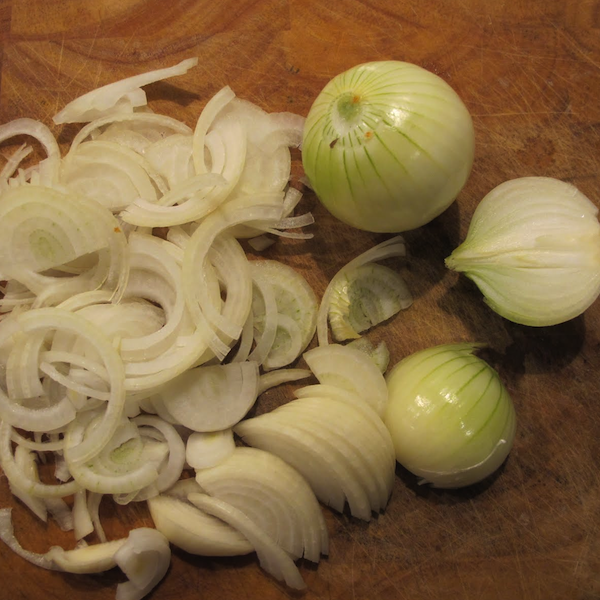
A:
1,1,600,599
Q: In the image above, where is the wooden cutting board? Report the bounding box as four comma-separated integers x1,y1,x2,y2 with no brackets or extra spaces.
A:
1,1,599,599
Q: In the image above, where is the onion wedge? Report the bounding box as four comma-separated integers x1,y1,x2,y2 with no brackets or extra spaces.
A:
195,446,328,562
303,343,389,416
188,492,307,590
148,491,253,556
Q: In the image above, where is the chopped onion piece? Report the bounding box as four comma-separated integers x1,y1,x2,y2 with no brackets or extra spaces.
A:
192,85,236,174
9,446,48,523
188,493,306,590
113,528,171,600
73,490,94,540
249,260,317,370
328,263,412,341
195,446,328,562
158,361,259,432
317,236,406,345
247,235,275,252
186,429,236,470
16,308,127,466
303,343,389,416
258,368,312,395
134,415,186,495
0,508,61,570
61,140,166,211
347,337,390,373
0,118,61,185
235,388,396,520
147,487,253,556
0,421,81,499
53,57,198,124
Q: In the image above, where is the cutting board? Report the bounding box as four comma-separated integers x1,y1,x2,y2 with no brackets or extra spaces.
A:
1,1,599,599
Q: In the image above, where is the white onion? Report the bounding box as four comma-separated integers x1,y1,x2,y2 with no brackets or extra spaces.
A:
446,176,600,326
234,386,396,520
113,528,171,600
384,343,517,488
194,446,328,563
303,343,389,416
302,61,474,232
188,492,307,590
186,429,235,470
147,479,253,556
53,57,198,124
316,235,406,345
157,361,259,432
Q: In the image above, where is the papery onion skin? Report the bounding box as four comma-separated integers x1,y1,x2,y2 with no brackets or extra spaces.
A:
302,61,475,233
445,176,600,326
383,343,516,489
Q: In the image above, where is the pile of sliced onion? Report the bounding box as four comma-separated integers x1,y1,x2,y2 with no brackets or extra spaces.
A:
0,58,415,598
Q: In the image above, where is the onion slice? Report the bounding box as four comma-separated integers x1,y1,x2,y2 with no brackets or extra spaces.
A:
317,236,406,346
157,361,259,432
53,57,199,124
194,446,328,563
303,343,389,416
147,490,253,556
188,492,307,590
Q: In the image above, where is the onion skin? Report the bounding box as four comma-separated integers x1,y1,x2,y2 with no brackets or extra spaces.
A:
302,61,474,233
383,343,516,488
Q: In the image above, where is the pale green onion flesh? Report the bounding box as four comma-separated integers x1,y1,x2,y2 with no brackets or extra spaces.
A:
317,235,407,346
327,263,412,341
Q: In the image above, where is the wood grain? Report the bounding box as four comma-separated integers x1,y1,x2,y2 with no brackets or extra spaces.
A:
1,1,600,599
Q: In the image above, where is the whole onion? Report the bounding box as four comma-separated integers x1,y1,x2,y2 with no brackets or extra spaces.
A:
302,61,475,233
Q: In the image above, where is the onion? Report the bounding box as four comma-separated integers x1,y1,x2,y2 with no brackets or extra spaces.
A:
113,528,171,600
0,118,61,186
249,259,318,370
234,385,396,520
186,429,236,470
346,337,390,373
188,492,307,590
445,176,600,326
73,490,94,540
302,61,474,232
147,479,254,557
316,235,407,345
156,361,259,432
61,140,166,211
53,57,199,124
194,446,328,563
383,343,517,488
303,343,389,416
327,262,412,342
